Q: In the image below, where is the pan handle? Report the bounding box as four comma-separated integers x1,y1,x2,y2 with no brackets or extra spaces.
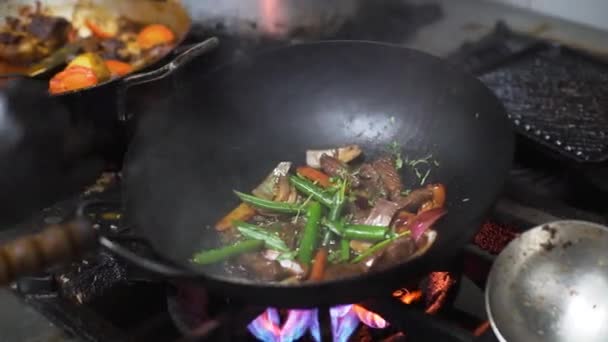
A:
116,37,220,122
0,220,96,286
74,200,188,278
98,236,187,277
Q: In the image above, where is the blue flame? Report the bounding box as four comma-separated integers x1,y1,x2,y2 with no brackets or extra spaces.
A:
247,308,280,342
330,305,360,342
280,309,314,341
248,303,384,341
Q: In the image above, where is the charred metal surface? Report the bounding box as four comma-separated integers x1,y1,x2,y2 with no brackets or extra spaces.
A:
480,45,608,162
57,252,127,305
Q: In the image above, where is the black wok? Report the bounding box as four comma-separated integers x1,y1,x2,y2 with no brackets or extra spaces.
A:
121,41,514,306
0,41,514,308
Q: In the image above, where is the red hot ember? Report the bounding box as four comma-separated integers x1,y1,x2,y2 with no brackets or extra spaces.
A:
473,221,519,254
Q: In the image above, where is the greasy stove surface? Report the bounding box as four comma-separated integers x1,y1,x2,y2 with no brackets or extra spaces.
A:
3,23,608,342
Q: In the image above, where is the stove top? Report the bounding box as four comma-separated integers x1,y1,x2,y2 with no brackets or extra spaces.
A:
3,23,608,342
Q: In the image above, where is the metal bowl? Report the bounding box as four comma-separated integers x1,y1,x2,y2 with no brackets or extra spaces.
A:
486,220,608,342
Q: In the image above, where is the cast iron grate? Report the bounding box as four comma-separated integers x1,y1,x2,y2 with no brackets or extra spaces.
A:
479,45,608,162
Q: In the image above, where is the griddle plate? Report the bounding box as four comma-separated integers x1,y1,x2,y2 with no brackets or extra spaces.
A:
480,47,608,162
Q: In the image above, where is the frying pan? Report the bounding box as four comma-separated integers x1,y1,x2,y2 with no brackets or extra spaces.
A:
486,220,608,342
0,41,514,308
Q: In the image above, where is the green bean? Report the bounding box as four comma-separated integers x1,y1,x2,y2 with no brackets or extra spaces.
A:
289,176,333,207
342,224,389,242
339,240,350,261
323,219,344,236
350,231,410,263
192,240,264,265
328,179,346,220
233,221,290,252
297,201,322,265
234,191,304,214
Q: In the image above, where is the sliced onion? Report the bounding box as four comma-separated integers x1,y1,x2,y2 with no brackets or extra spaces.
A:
409,230,437,260
350,240,373,254
262,250,305,276
274,175,291,202
408,207,446,242
286,185,298,204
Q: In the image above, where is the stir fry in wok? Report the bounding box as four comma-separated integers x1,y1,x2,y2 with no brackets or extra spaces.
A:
0,2,176,94
192,146,447,283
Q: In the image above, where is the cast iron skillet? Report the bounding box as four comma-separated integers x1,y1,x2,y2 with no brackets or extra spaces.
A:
0,0,192,94
0,41,514,308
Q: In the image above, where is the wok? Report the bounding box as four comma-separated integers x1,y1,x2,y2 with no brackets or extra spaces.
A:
486,220,608,342
0,41,514,307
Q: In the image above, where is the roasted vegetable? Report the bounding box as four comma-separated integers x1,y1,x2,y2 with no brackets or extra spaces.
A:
297,202,322,266
215,203,256,231
296,166,331,188
289,176,333,207
234,191,304,214
49,66,97,94
234,220,291,253
66,52,111,81
193,240,264,265
193,146,446,284
252,162,292,200
351,231,410,264
85,18,118,39
309,248,328,281
342,224,389,242
137,24,175,49
105,59,133,77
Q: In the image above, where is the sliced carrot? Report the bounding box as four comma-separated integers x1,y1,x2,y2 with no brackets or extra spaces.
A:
418,184,446,214
428,183,446,208
105,60,133,77
309,248,328,281
296,166,331,188
215,203,256,232
85,19,117,39
49,66,98,94
136,24,175,50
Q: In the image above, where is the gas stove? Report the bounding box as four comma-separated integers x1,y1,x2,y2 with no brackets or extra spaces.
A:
4,23,608,342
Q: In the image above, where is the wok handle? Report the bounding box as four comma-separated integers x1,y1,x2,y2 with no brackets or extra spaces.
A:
117,37,220,121
0,221,96,286
99,236,187,277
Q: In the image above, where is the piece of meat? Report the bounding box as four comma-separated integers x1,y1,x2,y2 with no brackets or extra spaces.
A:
99,38,126,60
395,188,433,212
238,253,288,282
26,14,70,42
320,154,360,186
5,17,21,31
0,36,39,64
348,200,371,224
372,156,403,200
366,235,417,272
276,222,301,249
364,198,400,227
323,263,367,281
0,32,22,44
358,163,378,180
356,163,386,201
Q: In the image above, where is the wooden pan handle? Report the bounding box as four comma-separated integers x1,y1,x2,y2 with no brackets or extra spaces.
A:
0,221,96,286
